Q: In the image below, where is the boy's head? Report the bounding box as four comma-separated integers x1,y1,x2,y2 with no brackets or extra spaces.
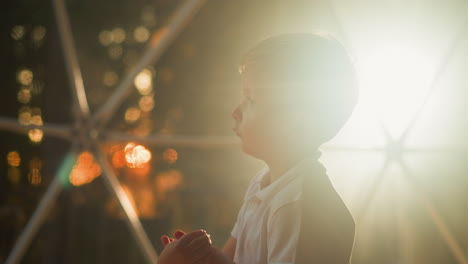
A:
232,33,358,160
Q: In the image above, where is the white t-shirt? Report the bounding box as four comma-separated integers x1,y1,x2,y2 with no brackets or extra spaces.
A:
231,155,319,264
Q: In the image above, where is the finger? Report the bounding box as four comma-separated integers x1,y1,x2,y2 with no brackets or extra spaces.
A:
169,238,175,243
160,235,170,248
187,235,212,262
174,230,186,239
192,246,213,264
186,233,211,254
177,229,206,248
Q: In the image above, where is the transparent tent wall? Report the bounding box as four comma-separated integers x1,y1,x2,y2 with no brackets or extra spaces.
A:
1,0,468,263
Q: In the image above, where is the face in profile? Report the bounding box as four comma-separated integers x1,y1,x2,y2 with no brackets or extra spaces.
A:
231,71,296,160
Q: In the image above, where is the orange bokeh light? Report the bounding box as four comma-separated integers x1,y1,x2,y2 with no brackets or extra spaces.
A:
69,151,102,186
28,128,43,143
112,149,126,168
124,142,152,168
163,148,178,164
7,151,21,167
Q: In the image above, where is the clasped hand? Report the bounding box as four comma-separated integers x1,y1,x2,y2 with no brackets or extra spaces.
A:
158,229,213,264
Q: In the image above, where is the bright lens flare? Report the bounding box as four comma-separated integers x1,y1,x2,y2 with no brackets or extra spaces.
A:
355,43,436,138
124,143,152,168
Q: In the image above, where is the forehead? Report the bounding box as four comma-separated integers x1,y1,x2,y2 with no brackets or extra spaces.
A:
244,85,300,111
241,68,295,104
240,66,273,95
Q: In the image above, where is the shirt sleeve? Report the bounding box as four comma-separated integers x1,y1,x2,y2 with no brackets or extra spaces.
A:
267,201,302,264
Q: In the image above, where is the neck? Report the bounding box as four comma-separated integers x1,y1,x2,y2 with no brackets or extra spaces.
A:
262,149,320,187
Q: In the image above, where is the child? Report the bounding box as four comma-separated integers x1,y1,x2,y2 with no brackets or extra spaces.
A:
158,32,358,264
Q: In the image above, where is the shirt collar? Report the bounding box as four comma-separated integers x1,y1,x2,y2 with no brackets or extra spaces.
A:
254,151,323,201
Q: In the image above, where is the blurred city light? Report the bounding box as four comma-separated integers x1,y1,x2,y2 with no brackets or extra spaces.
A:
17,89,31,104
31,26,46,42
103,71,119,87
28,157,43,185
124,142,152,168
28,128,43,143
162,148,178,164
17,69,33,86
7,151,21,167
112,148,126,168
98,30,113,46
11,25,25,40
134,68,153,95
112,27,126,44
138,95,154,112
18,106,31,125
134,26,150,43
69,151,102,186
124,107,141,123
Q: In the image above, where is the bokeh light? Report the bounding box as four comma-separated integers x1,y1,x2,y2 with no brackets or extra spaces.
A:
134,26,150,43
31,25,46,45
112,149,126,168
124,142,151,168
17,69,33,86
134,68,153,95
7,151,21,167
28,129,43,143
162,148,178,164
103,71,119,87
11,25,25,40
18,106,31,125
30,113,43,126
17,88,31,104
112,28,126,44
138,95,154,112
98,30,113,46
69,151,102,187
28,157,43,186
124,107,141,123
28,168,42,185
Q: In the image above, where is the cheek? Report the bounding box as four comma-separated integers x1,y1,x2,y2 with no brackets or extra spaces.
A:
240,113,278,146
239,115,261,140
